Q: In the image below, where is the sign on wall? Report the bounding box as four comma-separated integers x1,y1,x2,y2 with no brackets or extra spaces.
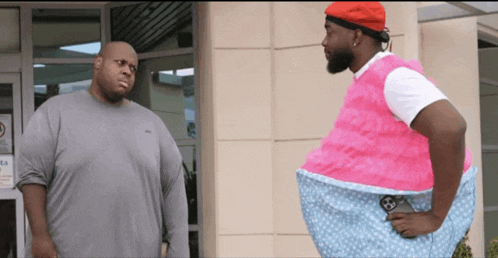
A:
0,114,12,154
0,154,13,188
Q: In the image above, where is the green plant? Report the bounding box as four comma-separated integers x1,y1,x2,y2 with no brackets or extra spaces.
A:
452,231,472,258
487,237,498,258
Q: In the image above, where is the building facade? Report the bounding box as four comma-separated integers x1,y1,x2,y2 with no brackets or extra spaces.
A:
0,2,496,257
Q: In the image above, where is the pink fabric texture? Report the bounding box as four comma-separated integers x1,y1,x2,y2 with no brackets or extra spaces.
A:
301,54,472,191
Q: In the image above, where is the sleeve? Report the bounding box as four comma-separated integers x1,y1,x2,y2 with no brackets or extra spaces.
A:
15,102,59,191
384,67,449,130
157,119,189,258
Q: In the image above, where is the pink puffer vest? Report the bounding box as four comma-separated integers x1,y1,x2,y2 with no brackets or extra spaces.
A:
301,54,472,191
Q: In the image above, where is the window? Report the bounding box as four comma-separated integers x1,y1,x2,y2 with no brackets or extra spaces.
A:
33,64,92,110
32,9,101,58
0,8,20,53
112,2,199,254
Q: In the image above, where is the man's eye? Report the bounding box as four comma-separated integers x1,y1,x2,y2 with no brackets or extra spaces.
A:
130,67,137,72
116,60,124,65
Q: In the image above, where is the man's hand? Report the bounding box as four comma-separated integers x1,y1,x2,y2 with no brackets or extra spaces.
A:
387,211,443,237
32,234,58,258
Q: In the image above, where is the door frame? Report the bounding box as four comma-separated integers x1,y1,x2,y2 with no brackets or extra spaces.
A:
0,72,24,257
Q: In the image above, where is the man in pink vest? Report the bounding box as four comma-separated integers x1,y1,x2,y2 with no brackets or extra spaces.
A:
297,2,476,256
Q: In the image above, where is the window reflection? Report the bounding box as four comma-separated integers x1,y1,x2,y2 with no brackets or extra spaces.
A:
152,67,195,139
34,64,93,110
130,55,195,140
32,9,101,58
178,145,197,225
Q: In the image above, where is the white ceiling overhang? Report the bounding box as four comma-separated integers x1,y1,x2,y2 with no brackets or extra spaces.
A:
419,2,498,23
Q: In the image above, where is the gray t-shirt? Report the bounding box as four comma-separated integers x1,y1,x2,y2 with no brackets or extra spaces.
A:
16,90,189,257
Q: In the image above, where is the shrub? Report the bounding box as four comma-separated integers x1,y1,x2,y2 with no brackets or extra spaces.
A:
487,237,498,258
452,231,472,258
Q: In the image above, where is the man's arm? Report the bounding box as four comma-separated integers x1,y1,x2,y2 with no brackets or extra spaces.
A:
22,184,58,258
22,184,50,238
156,116,189,257
15,101,59,257
388,99,467,237
162,164,189,257
413,99,466,222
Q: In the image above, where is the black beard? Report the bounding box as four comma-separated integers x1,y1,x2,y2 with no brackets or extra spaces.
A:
327,48,354,74
101,85,125,103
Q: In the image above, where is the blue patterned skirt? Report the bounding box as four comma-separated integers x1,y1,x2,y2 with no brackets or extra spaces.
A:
296,166,477,257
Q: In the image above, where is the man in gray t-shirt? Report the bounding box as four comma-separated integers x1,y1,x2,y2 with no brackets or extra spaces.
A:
16,42,189,258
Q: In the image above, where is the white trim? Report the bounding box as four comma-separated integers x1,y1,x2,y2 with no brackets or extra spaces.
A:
176,139,196,147
188,224,199,231
192,2,203,256
477,21,498,65
446,2,487,15
107,2,144,9
477,46,498,52
0,54,21,73
0,189,22,199
478,23,498,47
101,4,108,46
17,3,105,9
418,3,471,23
0,3,20,7
482,144,498,152
138,47,194,60
20,7,33,255
16,190,25,257
484,206,498,212
418,2,498,23
20,6,34,136
33,58,95,64
480,78,498,87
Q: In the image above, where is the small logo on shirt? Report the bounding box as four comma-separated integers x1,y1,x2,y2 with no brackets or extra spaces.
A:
145,130,152,134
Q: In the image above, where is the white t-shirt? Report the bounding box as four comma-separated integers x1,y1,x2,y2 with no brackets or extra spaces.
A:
354,51,448,130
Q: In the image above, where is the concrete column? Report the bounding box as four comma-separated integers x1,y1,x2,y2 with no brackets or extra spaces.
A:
199,2,273,257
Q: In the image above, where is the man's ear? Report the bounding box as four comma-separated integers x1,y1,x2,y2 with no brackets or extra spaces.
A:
94,55,103,69
353,29,363,44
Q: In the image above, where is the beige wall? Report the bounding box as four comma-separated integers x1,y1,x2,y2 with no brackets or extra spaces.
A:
208,2,274,256
419,17,484,256
199,2,429,257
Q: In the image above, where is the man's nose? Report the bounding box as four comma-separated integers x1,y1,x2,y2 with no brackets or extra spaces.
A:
122,66,132,75
321,37,327,47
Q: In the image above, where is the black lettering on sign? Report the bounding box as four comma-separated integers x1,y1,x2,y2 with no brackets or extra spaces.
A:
0,122,5,138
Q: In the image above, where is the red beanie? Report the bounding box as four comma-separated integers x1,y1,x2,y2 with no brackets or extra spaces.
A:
325,2,386,32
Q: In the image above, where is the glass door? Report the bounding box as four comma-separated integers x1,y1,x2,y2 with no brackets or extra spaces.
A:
0,73,24,258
